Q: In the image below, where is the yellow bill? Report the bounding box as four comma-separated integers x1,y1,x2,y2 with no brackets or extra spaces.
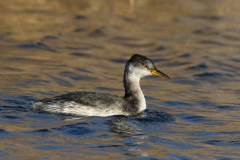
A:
150,69,171,79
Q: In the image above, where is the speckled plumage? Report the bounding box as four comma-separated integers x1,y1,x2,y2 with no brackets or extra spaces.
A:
37,91,133,115
32,54,170,117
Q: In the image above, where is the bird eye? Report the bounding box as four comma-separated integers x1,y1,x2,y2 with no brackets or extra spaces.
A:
144,61,149,68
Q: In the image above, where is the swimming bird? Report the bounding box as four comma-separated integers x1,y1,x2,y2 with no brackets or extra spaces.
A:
32,54,170,117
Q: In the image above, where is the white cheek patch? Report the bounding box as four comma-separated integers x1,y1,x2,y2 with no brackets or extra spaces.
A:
127,64,151,78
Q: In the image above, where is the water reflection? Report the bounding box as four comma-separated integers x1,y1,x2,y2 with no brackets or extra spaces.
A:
107,116,142,135
0,0,240,159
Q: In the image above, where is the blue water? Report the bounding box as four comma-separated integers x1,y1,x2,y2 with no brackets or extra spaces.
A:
0,0,240,159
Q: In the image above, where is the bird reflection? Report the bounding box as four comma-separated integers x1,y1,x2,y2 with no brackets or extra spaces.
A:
107,116,142,135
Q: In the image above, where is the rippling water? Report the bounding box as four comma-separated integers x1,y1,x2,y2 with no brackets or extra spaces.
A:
0,0,240,159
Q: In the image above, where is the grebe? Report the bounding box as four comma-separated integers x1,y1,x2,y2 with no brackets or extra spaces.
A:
32,54,170,117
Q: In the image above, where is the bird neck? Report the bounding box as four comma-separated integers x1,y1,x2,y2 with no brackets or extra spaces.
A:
123,71,146,113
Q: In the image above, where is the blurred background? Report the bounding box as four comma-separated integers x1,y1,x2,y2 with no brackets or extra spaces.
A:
0,0,240,159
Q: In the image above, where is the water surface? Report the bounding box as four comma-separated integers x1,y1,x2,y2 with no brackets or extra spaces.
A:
0,0,240,159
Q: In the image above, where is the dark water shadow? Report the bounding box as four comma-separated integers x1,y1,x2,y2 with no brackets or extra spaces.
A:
186,63,209,71
114,37,139,41
110,59,127,64
59,71,95,80
193,72,235,84
41,36,58,41
188,15,224,21
151,45,168,52
106,109,175,135
70,52,88,57
13,42,57,52
170,78,199,86
52,122,94,137
194,72,234,78
178,53,191,58
0,32,12,41
75,15,88,20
